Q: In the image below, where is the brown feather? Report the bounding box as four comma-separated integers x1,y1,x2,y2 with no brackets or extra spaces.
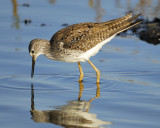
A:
50,13,142,52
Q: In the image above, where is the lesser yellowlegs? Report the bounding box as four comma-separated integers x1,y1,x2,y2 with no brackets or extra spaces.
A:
29,13,142,83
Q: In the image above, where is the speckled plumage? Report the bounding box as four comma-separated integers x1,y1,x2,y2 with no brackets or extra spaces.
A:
28,13,142,82
50,13,141,52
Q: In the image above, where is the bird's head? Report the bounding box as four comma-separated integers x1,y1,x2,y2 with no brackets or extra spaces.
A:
28,39,49,78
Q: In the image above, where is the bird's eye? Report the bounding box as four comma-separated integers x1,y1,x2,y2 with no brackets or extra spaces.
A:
31,50,34,53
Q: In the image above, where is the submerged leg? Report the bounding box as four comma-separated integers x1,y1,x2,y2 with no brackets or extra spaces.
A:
78,81,84,100
78,62,84,82
88,60,100,83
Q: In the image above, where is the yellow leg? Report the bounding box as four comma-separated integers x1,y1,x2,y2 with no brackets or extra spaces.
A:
78,62,84,82
88,60,100,83
78,81,84,100
87,83,100,112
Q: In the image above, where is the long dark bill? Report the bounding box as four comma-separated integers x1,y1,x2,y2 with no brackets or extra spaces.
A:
31,57,36,78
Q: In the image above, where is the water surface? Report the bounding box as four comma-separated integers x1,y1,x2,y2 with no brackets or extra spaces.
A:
0,0,160,128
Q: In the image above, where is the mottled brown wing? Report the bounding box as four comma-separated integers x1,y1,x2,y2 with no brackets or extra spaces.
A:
50,13,132,44
62,24,110,52
50,13,142,52
50,22,98,45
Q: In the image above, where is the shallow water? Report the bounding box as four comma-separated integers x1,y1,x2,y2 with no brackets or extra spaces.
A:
0,0,160,128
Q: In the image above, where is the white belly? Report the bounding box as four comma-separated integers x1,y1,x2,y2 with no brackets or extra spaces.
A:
58,35,116,63
77,35,116,62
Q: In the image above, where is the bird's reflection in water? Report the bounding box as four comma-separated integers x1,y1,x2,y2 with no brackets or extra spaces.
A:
30,82,111,128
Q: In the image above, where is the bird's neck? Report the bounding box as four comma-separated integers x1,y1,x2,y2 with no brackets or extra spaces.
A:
43,41,58,60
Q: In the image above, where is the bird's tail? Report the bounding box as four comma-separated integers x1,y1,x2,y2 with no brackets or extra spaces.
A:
103,13,143,36
116,13,142,34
